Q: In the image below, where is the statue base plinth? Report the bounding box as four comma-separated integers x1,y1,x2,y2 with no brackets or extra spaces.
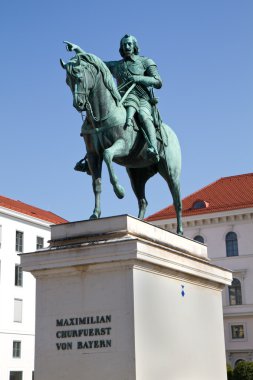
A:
21,215,232,380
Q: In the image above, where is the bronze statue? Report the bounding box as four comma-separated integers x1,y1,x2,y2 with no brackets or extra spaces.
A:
105,34,162,161
61,36,183,234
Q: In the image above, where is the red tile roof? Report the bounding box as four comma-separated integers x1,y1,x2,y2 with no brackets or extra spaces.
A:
146,173,253,222
0,195,68,224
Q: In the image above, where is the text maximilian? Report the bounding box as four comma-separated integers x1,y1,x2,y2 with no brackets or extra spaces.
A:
56,315,111,327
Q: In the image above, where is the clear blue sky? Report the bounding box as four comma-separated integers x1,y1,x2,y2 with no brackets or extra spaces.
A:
1,0,252,221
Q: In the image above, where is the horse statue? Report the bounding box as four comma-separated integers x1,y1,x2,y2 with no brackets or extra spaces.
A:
60,44,183,235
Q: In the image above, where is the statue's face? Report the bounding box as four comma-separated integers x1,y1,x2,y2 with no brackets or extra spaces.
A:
121,37,135,57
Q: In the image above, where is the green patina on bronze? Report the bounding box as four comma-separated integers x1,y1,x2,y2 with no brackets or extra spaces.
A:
60,35,183,234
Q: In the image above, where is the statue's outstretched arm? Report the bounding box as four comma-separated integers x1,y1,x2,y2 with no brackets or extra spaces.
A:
63,41,86,55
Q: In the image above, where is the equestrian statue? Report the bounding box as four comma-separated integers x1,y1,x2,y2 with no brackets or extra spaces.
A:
60,35,183,234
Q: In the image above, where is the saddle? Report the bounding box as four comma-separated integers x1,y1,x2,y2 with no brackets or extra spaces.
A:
131,110,168,148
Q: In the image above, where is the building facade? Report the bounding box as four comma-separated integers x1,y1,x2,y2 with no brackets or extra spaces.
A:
146,173,253,367
0,196,66,380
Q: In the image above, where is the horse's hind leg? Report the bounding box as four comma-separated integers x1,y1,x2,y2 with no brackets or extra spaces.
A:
158,163,183,235
127,167,156,219
103,139,128,199
171,181,183,235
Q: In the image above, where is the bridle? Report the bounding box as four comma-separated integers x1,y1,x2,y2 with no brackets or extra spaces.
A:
71,64,115,123
70,61,136,125
71,65,96,120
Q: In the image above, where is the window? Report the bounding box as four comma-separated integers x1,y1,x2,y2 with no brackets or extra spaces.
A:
14,299,23,323
229,278,242,305
231,325,245,339
235,359,245,367
9,372,23,380
36,236,44,249
192,200,209,210
15,265,23,287
13,341,21,358
226,232,238,257
16,231,23,253
194,235,204,243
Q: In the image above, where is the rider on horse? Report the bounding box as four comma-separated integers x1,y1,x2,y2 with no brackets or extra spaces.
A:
66,35,162,162
105,34,162,162
62,38,183,234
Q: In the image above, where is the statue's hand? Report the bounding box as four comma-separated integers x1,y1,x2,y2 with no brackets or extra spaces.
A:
64,41,78,52
131,75,143,84
131,76,157,88
64,41,85,56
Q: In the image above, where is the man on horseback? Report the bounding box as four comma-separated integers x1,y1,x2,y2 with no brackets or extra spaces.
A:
65,35,162,162
61,38,183,234
105,34,162,162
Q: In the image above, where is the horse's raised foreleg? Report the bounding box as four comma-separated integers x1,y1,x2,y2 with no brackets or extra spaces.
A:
87,153,103,219
103,139,128,199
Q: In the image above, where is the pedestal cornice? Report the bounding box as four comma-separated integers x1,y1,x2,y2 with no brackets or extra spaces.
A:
21,215,232,288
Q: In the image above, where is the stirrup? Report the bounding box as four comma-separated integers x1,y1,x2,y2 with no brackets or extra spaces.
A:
147,147,160,162
74,157,91,175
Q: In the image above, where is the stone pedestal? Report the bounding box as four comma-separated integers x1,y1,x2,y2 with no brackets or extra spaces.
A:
21,215,232,380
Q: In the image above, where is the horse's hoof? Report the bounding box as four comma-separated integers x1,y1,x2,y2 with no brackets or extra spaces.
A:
89,213,100,220
138,212,145,220
138,199,148,219
114,185,125,199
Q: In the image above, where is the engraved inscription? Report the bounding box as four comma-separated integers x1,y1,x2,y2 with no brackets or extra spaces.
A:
55,314,112,352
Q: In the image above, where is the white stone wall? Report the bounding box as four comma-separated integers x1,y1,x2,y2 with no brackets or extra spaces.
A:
0,208,51,380
33,266,136,380
152,209,253,366
133,267,227,380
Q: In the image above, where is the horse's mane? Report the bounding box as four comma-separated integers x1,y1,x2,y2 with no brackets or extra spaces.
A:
79,53,121,104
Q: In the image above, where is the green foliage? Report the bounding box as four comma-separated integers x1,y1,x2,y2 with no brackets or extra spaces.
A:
227,363,233,380
233,361,253,380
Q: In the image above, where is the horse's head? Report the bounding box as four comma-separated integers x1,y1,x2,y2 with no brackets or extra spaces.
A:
60,55,96,112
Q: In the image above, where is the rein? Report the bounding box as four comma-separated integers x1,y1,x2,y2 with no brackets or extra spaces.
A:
75,66,135,134
85,82,135,122
76,67,116,124
81,121,124,135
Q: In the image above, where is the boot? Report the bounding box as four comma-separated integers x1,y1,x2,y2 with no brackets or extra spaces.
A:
144,119,160,162
125,106,136,128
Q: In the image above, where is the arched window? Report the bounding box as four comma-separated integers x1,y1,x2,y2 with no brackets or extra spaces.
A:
229,278,242,305
194,235,204,244
235,359,245,367
226,232,238,257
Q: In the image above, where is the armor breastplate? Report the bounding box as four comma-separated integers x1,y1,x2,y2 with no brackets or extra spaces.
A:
114,61,129,85
126,59,145,75
115,59,145,85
